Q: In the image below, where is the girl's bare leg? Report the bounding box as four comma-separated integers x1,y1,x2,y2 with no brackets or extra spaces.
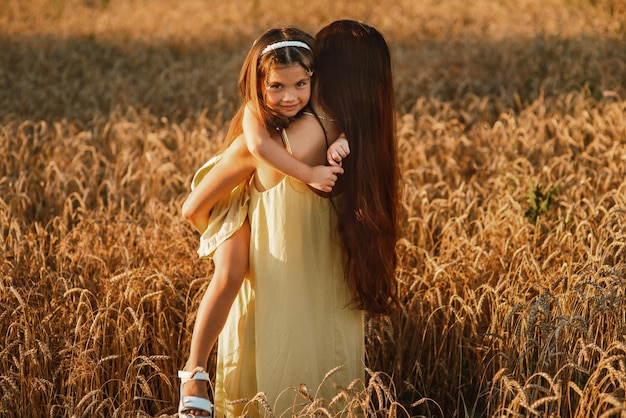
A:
181,219,251,415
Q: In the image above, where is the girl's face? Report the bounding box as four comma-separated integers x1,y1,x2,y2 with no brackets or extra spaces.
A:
263,63,311,118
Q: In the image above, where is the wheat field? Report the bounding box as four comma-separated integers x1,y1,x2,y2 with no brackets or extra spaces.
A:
1,0,626,416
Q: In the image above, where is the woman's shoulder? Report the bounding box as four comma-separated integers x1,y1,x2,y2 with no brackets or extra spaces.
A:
285,114,328,166
304,107,343,142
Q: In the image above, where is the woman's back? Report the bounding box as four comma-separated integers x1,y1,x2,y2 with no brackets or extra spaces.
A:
253,112,337,192
251,116,362,416
214,112,363,417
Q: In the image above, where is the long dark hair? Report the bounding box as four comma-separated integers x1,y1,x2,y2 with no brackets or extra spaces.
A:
315,20,399,315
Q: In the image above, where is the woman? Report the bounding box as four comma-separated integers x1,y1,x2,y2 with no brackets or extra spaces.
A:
178,27,346,418
184,20,399,417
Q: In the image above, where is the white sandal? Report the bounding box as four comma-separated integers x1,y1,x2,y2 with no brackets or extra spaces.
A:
178,368,214,418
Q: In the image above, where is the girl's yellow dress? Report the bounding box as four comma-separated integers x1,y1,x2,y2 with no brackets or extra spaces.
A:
213,132,365,417
191,154,250,259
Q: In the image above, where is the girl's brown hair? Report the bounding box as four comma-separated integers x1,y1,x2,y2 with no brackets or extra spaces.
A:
315,20,399,315
224,27,315,144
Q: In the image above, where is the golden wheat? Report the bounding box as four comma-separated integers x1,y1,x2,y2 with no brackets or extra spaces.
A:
2,0,626,417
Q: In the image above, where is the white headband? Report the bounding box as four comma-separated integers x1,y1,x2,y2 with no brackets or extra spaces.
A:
261,41,311,56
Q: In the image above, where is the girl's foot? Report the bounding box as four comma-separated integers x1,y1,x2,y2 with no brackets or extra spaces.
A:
178,368,213,417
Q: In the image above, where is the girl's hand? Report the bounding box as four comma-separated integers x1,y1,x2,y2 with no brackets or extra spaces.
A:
307,165,344,193
327,135,350,167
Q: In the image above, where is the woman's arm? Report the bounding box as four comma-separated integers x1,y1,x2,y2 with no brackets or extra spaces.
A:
181,136,256,233
243,105,342,193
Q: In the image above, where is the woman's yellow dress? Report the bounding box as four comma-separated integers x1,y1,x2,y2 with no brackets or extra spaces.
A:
213,134,365,417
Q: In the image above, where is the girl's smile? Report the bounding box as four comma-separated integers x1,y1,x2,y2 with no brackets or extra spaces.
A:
263,64,312,118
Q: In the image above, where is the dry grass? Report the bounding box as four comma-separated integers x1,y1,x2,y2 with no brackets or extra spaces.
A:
1,0,626,416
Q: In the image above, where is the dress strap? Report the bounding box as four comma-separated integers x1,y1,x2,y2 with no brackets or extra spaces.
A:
280,129,293,155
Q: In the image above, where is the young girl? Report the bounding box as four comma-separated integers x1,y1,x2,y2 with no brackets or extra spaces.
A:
178,27,349,418
210,20,398,416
